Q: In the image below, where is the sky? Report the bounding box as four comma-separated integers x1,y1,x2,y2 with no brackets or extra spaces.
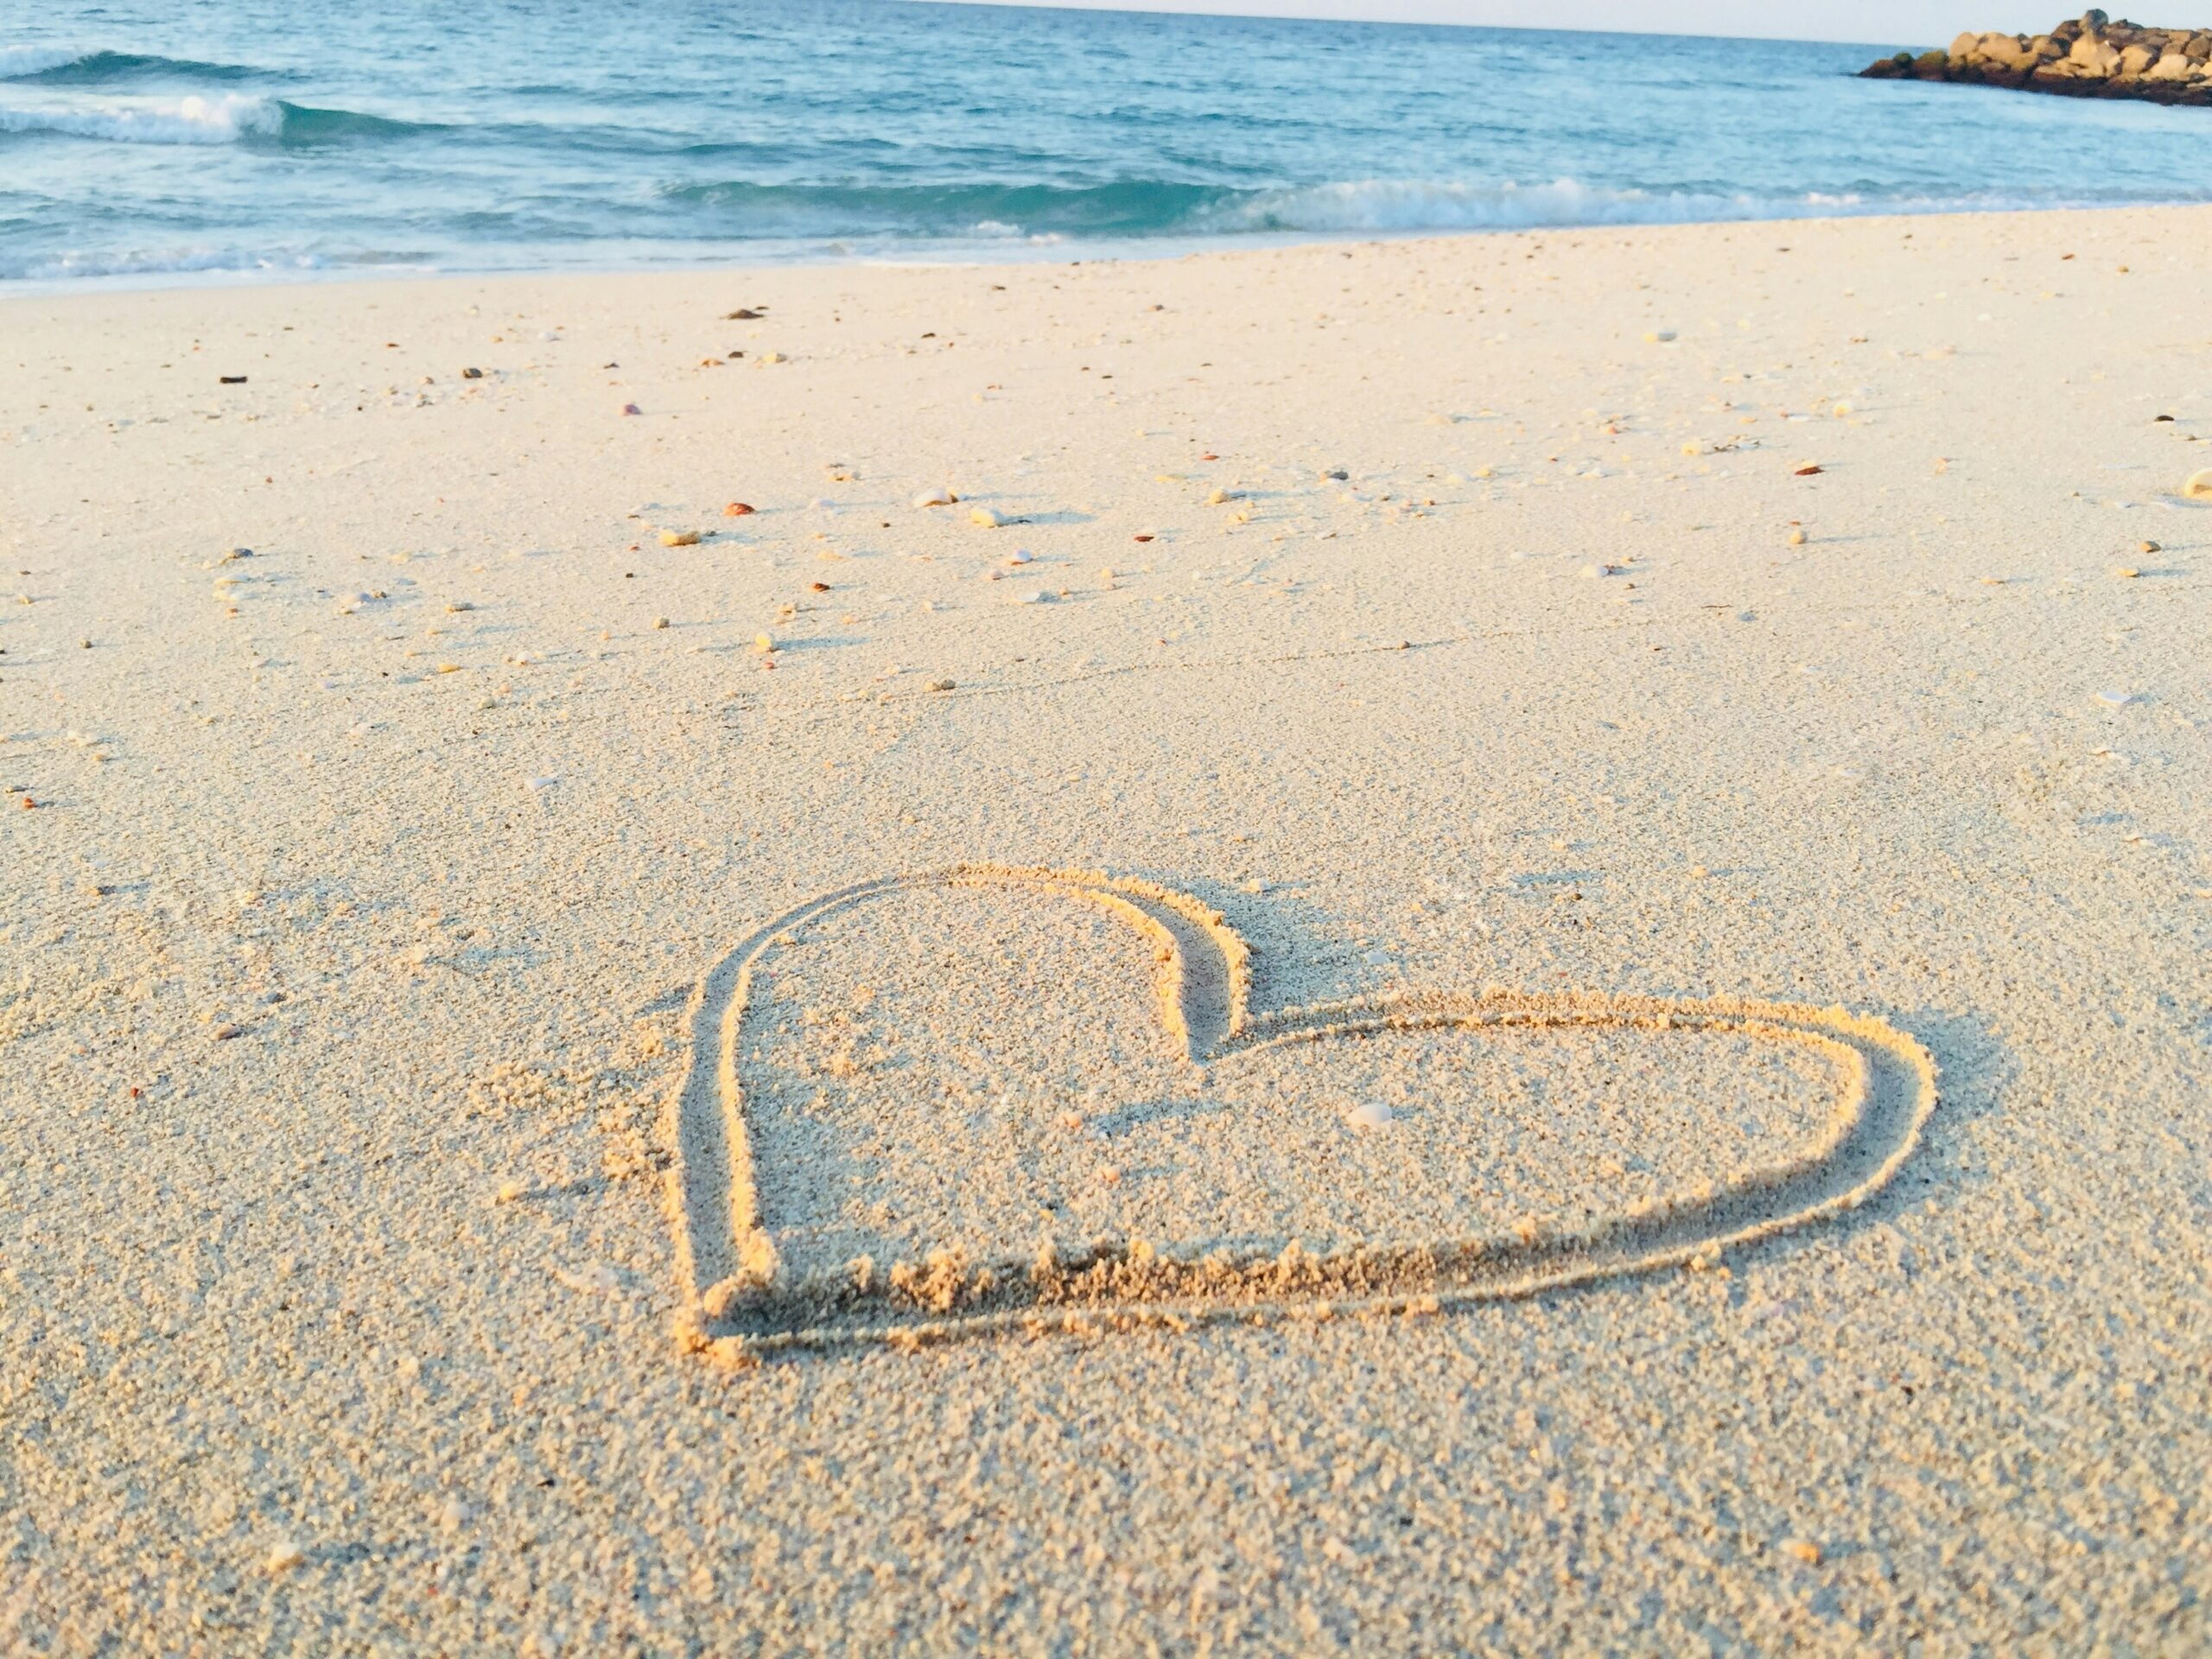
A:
909,0,2059,46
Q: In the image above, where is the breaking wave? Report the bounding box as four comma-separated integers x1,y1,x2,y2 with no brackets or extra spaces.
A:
0,93,434,146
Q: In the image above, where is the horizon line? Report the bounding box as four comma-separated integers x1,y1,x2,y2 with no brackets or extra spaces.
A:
896,0,1932,51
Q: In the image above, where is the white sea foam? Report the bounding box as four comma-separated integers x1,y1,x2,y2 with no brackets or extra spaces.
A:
0,43,93,78
1203,177,1873,233
0,92,281,144
0,245,325,283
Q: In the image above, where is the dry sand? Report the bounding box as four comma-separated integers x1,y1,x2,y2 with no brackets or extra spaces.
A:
3,207,2209,1652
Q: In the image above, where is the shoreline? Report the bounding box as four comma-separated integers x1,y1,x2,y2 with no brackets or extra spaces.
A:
10,194,2212,300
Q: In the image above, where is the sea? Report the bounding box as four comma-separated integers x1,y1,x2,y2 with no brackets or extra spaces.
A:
6,0,2212,288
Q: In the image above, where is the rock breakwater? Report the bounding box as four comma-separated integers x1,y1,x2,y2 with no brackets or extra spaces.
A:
1862,10,2212,105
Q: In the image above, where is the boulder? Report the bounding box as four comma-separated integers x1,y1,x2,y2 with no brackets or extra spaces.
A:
2148,49,2194,75
2186,33,2211,59
2070,31,2121,71
2118,41,2158,72
1951,29,1983,59
2079,7,2108,25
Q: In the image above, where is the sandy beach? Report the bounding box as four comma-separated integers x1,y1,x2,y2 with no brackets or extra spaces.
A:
3,206,2209,1650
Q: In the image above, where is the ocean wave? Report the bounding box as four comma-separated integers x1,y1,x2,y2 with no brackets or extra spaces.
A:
659,178,1231,237
1200,177,1847,232
652,174,2098,243
1200,177,2181,232
0,43,93,78
0,245,328,282
0,92,281,143
0,45,274,84
0,94,434,147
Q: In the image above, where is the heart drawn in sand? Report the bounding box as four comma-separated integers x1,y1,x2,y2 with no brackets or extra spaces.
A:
667,866,1937,1363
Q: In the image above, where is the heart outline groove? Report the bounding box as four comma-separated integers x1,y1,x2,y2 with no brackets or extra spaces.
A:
667,864,1938,1363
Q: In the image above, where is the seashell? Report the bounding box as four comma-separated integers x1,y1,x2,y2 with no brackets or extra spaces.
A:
659,529,701,547
723,501,755,517
969,505,1007,528
1345,1101,1394,1130
912,488,955,508
2183,468,2212,500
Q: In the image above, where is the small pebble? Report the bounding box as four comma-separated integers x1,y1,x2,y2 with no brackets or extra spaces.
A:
753,633,776,654
621,403,642,416
1788,528,1807,546
659,529,702,547
969,505,1007,528
928,678,955,692
652,616,670,630
912,488,956,508
1643,330,1678,343
461,367,483,379
1781,1539,1822,1567
265,1540,305,1574
2112,567,2140,580
2094,690,2139,708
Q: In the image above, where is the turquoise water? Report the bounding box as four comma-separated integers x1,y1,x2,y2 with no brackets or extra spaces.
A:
6,1,2212,285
